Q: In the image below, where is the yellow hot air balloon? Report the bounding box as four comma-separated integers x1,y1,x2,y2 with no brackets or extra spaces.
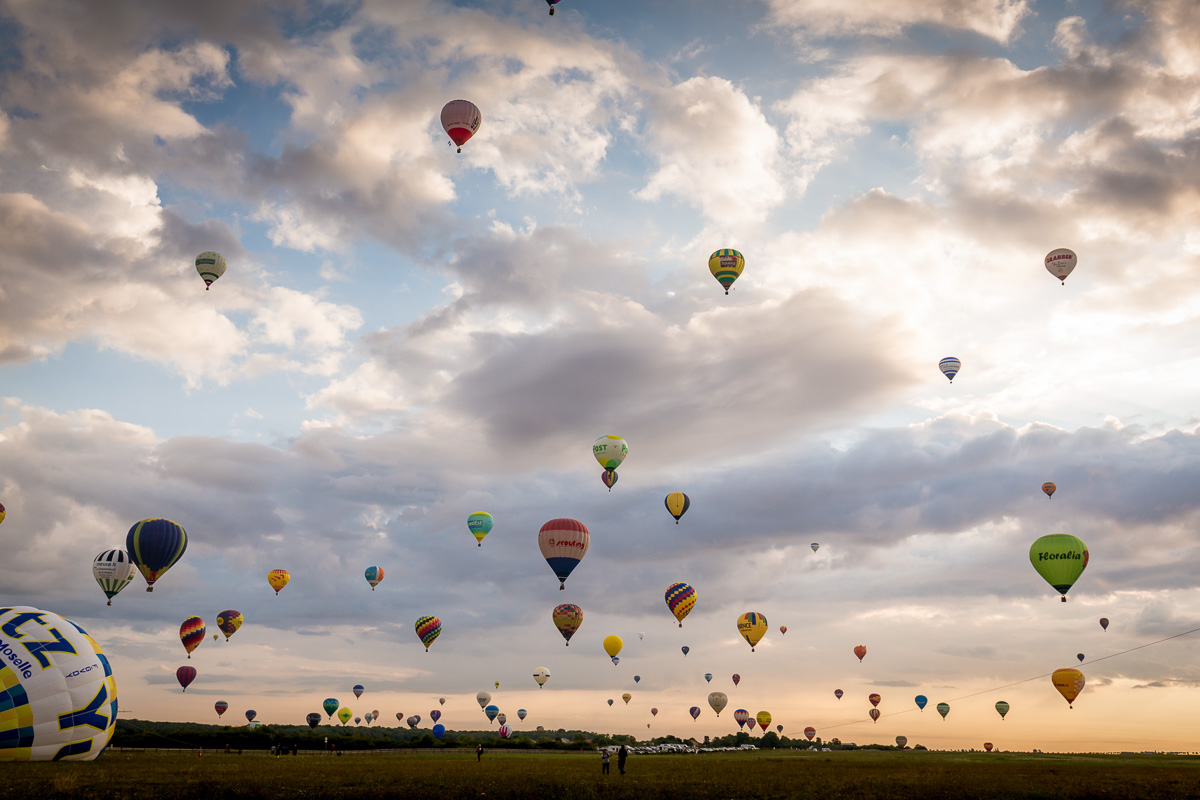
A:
337,707,353,725
1052,668,1085,707
709,249,745,295
603,635,623,660
755,710,772,731
664,492,691,524
267,569,290,595
737,612,768,651
622,693,632,705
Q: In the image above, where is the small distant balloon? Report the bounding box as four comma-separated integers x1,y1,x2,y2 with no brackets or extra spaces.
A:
176,666,196,692
650,708,658,717
433,724,445,738
608,699,614,707
810,543,819,552
497,713,507,726
708,692,728,716
601,470,618,491
708,249,745,295
517,709,527,721
195,251,226,290
467,512,494,547
681,646,689,656
1045,247,1077,285
984,742,994,752
1029,533,1088,602
215,610,242,641
323,698,339,718
407,715,420,729
415,615,442,651
622,693,632,705
896,735,907,748
915,695,927,711
936,702,950,720
634,675,640,684
430,710,441,723
1077,653,1085,663
737,612,768,651
704,673,713,683
869,693,881,708
603,635,623,661
364,566,385,591
552,603,583,645
804,727,816,741
338,708,352,725
938,357,961,383
689,706,701,720
93,549,136,606
779,625,787,635
853,645,867,662
306,713,321,728
665,582,697,627
664,492,691,524
1099,617,1109,631
756,711,772,731
180,616,205,658
1042,482,1057,499
439,697,446,705
267,568,290,595
732,674,741,686
869,708,880,723
353,685,365,699
477,692,491,709
995,701,1010,719
245,710,256,723
215,701,228,717
441,99,481,153
834,689,843,700
1052,668,1085,707
734,709,750,729
534,667,550,687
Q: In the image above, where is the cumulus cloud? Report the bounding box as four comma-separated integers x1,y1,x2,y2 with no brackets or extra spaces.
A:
764,0,1032,44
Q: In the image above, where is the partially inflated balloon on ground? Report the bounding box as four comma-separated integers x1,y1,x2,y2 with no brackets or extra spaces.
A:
0,607,118,761
1029,534,1088,601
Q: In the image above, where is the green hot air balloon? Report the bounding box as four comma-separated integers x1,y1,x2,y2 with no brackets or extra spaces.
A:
936,702,950,720
995,700,1010,720
323,698,339,718
1029,533,1089,602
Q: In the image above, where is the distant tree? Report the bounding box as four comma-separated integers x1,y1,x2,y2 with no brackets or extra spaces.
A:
759,732,780,748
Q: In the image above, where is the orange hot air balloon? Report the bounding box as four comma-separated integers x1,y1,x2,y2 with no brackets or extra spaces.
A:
984,742,994,752
868,693,881,708
853,645,867,662
1042,482,1056,499
1052,668,1085,707
779,626,787,635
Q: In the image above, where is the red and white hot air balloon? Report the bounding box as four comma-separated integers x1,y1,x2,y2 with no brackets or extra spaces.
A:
441,100,481,153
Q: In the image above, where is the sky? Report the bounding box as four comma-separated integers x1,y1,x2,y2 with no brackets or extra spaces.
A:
2,0,1200,753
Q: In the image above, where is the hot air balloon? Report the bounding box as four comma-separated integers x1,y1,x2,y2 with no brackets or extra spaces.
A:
936,702,950,720
477,692,491,709
704,673,713,683
364,566,385,591
180,616,206,658
126,518,188,592
546,0,561,13
1042,482,1056,499
467,512,494,547
354,685,364,699
0,608,120,761
607,699,614,707
708,249,745,294
430,710,441,723
0,502,5,525
681,646,689,656
407,715,421,729
534,667,550,687
708,692,728,716
1029,533,1088,601
593,435,628,471
324,698,339,718
810,543,819,552
651,708,658,717
195,251,226,290
92,549,136,606
338,710,352,725
494,681,500,689
915,695,927,711
518,709,527,721
665,583,697,627
433,723,445,738
216,610,243,641
1100,617,1109,631
984,742,994,752
622,693,632,705
1052,668,1085,707
415,616,442,651
441,100,481,153
210,701,227,719
834,689,843,700
552,603,583,645
853,645,867,662
306,713,321,729
603,635,623,662
732,674,741,686
497,713,507,726
869,709,880,723
439,697,446,705
485,705,499,722
601,470,618,491
938,357,961,383
776,725,783,734
539,518,590,590
779,626,787,635
396,713,403,722
734,709,750,729
266,569,290,596
664,493,690,524
737,612,768,651
176,666,196,692
1077,653,1085,663
896,736,907,748
869,693,881,708
804,727,816,741
689,706,701,720
245,710,256,723
498,723,512,739
756,711,772,731
1045,248,1077,285
634,675,641,684
995,701,1009,720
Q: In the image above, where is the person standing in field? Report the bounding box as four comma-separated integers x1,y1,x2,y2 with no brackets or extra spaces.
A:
476,743,483,762
617,744,628,775
601,748,610,774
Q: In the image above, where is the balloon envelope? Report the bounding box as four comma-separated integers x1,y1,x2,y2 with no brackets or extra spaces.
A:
215,701,228,717
467,512,493,546
306,713,321,729
498,724,512,739
518,709,527,720
433,724,445,738
732,674,741,686
176,666,196,691
534,667,550,687
834,689,843,699
338,708,352,725
1029,533,1089,601
593,435,628,470
689,706,701,720
737,612,768,651
869,708,880,723
936,703,950,719
180,616,206,657
485,705,499,722
984,742,994,752
896,736,907,748
364,566,384,590
603,635,623,659
664,492,690,523
538,518,590,589
995,701,1010,719
1042,482,1057,498
704,673,712,683
601,470,618,490
93,549,136,605
622,693,632,705
440,100,481,151
407,715,420,729
266,569,290,595
734,709,750,728
477,692,491,709
1100,617,1109,631
126,518,188,591
915,695,927,710
245,710,256,723
1052,668,1085,706
756,711,772,731
665,582,697,627
1045,247,1077,283
708,249,745,294
552,603,583,645
708,692,728,716
681,646,689,656
195,251,226,289
353,685,364,699
853,645,867,662
938,357,961,382
415,616,442,651
323,698,339,718
804,727,816,741
430,710,441,723
869,693,881,708
216,610,243,641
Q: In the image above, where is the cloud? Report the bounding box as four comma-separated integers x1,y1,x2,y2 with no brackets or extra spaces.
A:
764,0,1032,44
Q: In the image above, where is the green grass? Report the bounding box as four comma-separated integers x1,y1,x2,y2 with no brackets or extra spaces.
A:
3,749,1198,800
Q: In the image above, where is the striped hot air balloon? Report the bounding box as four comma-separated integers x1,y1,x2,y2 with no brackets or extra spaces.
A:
180,616,206,658
92,549,136,605
364,566,385,591
938,356,961,383
415,616,442,651
664,492,690,524
665,582,697,627
126,518,188,592
538,518,589,590
708,249,745,294
195,251,226,290
176,666,196,692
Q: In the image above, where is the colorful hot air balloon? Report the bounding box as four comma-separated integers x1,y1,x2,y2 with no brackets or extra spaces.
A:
810,543,819,552
665,583,697,627
689,706,701,720
650,708,658,717
126,518,188,592
634,675,640,683
364,566,385,591
756,711,772,731
433,723,445,738
593,435,628,471
868,693,881,708
1045,248,1077,285
936,702,950,720
732,674,741,686
497,713,507,726
708,249,745,295
664,493,690,524
1100,617,1109,631
518,709,527,720
485,705,499,722
804,727,816,741
245,710,256,723
704,673,713,683
415,616,442,651
498,723,512,739
896,736,907,748
215,701,228,718
601,470,618,491
608,699,614,707
266,569,290,596
176,666,196,692
995,700,1010,719
0,608,118,761
441,100,481,153
737,612,768,651
1029,533,1088,601
552,603,583,645
0,502,5,525
546,0,561,13
681,646,689,656
834,689,843,700
869,708,880,723
1052,668,1085,707
306,712,321,729
938,357,961,383
180,616,206,658
539,518,590,590
195,251,226,290
708,692,728,716
622,693,632,705
638,632,644,640
477,692,491,709
92,549,136,606
353,685,364,699
984,742,994,752
853,645,867,662
603,635,623,662
1042,482,1057,499
734,709,750,729
534,667,550,687
215,610,243,641
467,512,494,547
495,681,501,690
430,710,441,723
324,698,339,718
915,695,927,711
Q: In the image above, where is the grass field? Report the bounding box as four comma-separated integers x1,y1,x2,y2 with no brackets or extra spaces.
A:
3,749,1198,800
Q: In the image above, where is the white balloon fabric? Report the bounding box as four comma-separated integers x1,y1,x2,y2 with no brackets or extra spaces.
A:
92,550,136,606
0,606,118,761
